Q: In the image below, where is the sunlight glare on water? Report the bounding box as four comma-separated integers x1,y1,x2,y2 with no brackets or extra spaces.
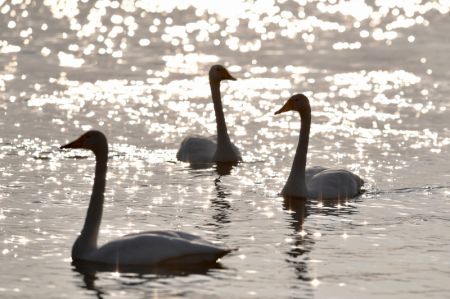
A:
1,0,450,298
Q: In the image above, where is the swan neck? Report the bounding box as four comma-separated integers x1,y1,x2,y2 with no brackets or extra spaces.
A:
210,79,231,147
286,112,310,195
295,112,311,173
75,150,107,255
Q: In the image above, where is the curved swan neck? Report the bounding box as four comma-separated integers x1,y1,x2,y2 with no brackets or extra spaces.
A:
294,112,311,176
210,79,232,147
73,149,108,256
284,111,311,197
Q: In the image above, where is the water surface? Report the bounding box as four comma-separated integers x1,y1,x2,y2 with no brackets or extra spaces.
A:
1,1,450,298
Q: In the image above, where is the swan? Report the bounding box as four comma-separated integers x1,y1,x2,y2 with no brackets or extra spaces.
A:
274,94,364,199
60,130,232,266
176,65,242,163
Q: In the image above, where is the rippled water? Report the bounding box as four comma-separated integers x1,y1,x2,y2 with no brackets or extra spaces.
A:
1,1,450,298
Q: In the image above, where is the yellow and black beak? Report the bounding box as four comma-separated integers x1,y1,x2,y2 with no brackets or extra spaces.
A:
274,99,294,115
60,135,86,149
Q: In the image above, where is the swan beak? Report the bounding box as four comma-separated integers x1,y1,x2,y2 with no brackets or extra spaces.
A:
60,135,85,149
224,70,236,81
274,100,293,115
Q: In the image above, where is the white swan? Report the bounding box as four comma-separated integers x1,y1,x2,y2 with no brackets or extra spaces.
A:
176,65,242,163
275,94,364,199
60,130,232,266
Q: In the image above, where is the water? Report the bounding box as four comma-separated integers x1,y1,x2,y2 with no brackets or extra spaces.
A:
1,1,450,298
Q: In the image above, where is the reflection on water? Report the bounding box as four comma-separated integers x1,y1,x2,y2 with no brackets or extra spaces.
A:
1,0,450,298
282,196,360,287
212,177,232,224
195,163,238,241
284,197,308,233
73,260,224,299
214,161,238,176
283,197,312,284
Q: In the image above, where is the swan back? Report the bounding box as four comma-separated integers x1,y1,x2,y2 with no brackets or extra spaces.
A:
307,169,364,199
176,136,217,162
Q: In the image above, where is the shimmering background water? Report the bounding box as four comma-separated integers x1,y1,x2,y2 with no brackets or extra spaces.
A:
1,1,450,298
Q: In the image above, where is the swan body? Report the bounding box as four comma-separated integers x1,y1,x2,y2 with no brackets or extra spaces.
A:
176,135,241,163
74,230,229,265
61,131,231,266
275,94,364,199
177,65,242,163
304,167,363,199
176,135,217,162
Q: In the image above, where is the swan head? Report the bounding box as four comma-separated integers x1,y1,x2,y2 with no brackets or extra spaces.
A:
60,130,108,157
209,65,236,83
274,94,311,116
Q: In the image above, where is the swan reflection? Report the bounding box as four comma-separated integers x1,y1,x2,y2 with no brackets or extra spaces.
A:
215,161,238,176
282,197,312,283
184,161,238,176
282,196,359,284
200,173,235,241
211,177,232,227
72,260,223,299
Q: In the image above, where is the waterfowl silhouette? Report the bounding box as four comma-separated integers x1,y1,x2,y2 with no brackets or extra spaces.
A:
61,130,232,266
177,65,242,163
275,94,364,199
